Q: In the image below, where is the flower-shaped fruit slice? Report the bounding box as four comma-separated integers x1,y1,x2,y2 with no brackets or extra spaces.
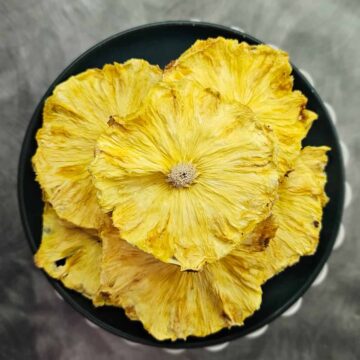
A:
33,60,162,229
94,225,267,341
164,38,317,174
259,146,329,280
92,147,328,341
34,205,102,299
90,80,279,270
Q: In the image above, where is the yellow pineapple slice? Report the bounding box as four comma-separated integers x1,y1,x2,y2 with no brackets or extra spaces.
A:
33,60,162,229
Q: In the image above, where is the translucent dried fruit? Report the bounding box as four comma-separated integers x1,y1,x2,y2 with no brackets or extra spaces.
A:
94,226,265,341
32,60,162,229
164,38,317,174
90,80,279,270
258,146,329,280
34,205,102,299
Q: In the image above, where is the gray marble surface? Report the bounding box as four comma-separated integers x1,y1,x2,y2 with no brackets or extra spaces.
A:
0,0,359,359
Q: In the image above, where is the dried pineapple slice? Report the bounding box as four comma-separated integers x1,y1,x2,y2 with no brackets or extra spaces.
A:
33,60,162,229
94,226,265,341
90,80,279,270
164,38,317,174
34,205,102,299
259,146,329,280
93,146,328,341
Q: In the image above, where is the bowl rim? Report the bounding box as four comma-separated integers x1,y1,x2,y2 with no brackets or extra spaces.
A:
17,20,345,348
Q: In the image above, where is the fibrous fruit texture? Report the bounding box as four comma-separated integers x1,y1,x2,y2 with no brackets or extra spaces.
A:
33,60,161,229
33,38,329,341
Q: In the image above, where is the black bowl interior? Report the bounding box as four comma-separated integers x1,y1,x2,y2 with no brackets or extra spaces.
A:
18,21,345,348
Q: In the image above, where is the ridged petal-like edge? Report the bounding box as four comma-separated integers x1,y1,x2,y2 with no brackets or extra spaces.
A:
34,205,102,299
164,38,317,174
259,146,330,280
94,226,264,341
33,60,162,229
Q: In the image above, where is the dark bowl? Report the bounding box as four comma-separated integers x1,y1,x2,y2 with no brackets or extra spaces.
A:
18,21,345,349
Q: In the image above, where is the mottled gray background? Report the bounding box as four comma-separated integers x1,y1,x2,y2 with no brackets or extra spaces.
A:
0,0,359,359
